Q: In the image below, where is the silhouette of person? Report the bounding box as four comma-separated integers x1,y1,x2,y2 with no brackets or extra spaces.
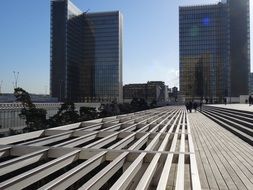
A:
193,102,198,112
249,95,252,106
199,100,203,112
185,102,189,112
189,101,193,113
224,97,227,105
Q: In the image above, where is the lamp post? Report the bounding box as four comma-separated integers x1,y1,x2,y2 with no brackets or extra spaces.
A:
0,80,3,95
13,71,19,89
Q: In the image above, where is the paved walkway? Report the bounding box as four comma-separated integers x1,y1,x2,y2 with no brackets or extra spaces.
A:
189,112,253,190
208,104,253,112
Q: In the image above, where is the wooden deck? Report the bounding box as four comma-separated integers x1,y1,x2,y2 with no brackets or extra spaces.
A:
0,107,201,190
0,106,252,189
189,112,253,190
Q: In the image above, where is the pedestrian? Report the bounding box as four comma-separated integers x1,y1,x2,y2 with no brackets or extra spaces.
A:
193,102,198,112
199,100,203,112
223,97,227,105
189,101,193,113
249,95,252,106
185,102,189,112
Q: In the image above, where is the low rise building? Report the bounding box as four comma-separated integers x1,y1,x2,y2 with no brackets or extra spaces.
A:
123,81,168,104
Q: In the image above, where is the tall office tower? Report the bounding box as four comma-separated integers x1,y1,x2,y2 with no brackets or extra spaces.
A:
50,0,123,103
228,0,250,97
50,0,82,101
250,73,253,94
179,0,250,100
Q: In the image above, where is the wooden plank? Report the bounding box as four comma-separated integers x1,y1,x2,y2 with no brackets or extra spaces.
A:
49,122,81,130
83,133,119,149
193,118,238,190
135,112,178,190
196,115,253,188
78,152,128,190
0,148,48,176
157,111,183,189
149,111,175,133
108,133,136,150
0,150,80,190
111,121,166,189
0,130,44,145
110,153,146,190
135,153,162,190
159,110,180,133
186,114,202,190
38,151,107,190
17,131,73,146
0,147,11,158
175,112,186,190
189,116,219,190
53,132,98,148
0,106,207,190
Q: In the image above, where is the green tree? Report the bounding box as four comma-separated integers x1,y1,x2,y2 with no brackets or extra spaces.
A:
14,87,35,109
130,98,149,111
14,88,47,132
48,102,80,127
99,100,120,117
79,107,98,121
8,128,19,136
118,103,133,114
150,99,157,108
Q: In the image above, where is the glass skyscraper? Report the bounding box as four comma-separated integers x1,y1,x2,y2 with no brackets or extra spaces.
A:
179,0,250,101
50,0,123,103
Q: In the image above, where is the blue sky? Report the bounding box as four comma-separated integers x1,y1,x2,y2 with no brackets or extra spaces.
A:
0,0,252,94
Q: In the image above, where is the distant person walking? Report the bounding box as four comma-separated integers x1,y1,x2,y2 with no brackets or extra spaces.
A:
249,95,252,106
223,97,227,105
199,100,203,112
193,102,198,112
185,102,189,112
189,101,193,113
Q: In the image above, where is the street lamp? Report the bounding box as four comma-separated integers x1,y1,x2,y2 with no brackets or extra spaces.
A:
0,80,3,95
13,71,19,89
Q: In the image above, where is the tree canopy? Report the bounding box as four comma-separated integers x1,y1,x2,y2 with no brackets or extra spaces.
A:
10,88,156,136
14,88,47,132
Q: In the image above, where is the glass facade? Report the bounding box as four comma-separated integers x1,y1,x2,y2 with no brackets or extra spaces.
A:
66,14,95,102
250,73,253,94
50,0,123,103
50,0,68,101
229,0,250,96
86,12,123,103
179,0,250,100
